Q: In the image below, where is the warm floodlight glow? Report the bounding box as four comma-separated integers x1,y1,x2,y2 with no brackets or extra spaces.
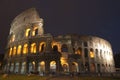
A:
52,42,61,52
31,43,36,53
17,45,22,55
75,49,81,55
39,42,46,52
90,51,94,58
10,35,15,42
106,55,110,61
25,28,30,37
13,46,17,55
23,44,28,54
32,27,38,36
9,48,12,56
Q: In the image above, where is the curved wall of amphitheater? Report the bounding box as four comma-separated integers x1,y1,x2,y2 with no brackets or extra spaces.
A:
53,35,115,73
3,8,115,74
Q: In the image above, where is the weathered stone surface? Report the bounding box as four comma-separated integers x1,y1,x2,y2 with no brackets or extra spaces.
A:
4,8,115,74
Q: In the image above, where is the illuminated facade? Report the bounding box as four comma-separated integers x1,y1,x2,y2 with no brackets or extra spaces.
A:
4,8,115,74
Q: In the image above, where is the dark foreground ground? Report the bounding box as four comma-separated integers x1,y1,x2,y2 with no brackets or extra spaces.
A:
0,74,120,80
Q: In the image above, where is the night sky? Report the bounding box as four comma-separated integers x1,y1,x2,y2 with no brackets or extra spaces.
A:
0,0,120,54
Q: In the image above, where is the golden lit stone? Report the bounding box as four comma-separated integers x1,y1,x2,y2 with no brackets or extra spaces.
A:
17,45,22,55
25,28,30,37
31,43,36,53
90,51,94,58
23,44,28,54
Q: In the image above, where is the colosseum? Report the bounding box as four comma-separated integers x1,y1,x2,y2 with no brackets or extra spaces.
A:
3,8,115,74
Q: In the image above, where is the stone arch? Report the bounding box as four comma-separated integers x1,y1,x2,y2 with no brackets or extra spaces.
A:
28,61,36,73
62,63,69,72
52,45,58,51
75,47,82,55
52,42,61,52
30,43,36,53
25,28,31,37
23,44,28,54
13,46,17,56
85,62,89,72
90,48,94,58
90,63,95,72
9,33,15,42
39,42,46,53
71,62,79,72
17,45,22,55
50,61,56,72
32,26,38,36
38,61,45,73
9,47,13,57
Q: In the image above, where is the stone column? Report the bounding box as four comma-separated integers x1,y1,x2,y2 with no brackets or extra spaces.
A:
45,38,52,53
19,62,21,74
45,60,50,74
56,60,61,73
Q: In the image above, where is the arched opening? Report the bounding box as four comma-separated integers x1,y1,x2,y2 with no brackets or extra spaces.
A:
13,46,16,56
50,61,56,72
32,27,38,36
17,45,22,55
35,28,38,36
90,63,95,72
52,45,58,52
71,62,79,72
31,43,36,53
21,62,26,74
38,61,45,73
14,62,19,73
75,47,82,55
23,44,28,54
62,63,69,72
39,42,46,53
9,48,12,57
28,61,35,73
90,48,94,58
61,44,68,52
97,64,100,72
101,64,105,72
25,28,31,37
85,62,89,72
10,34,15,42
61,57,69,72
52,42,61,52
41,44,45,52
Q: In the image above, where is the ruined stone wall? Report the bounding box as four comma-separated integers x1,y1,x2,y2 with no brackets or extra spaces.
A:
9,8,44,41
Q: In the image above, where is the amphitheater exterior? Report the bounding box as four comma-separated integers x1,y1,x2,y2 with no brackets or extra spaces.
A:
3,8,115,74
